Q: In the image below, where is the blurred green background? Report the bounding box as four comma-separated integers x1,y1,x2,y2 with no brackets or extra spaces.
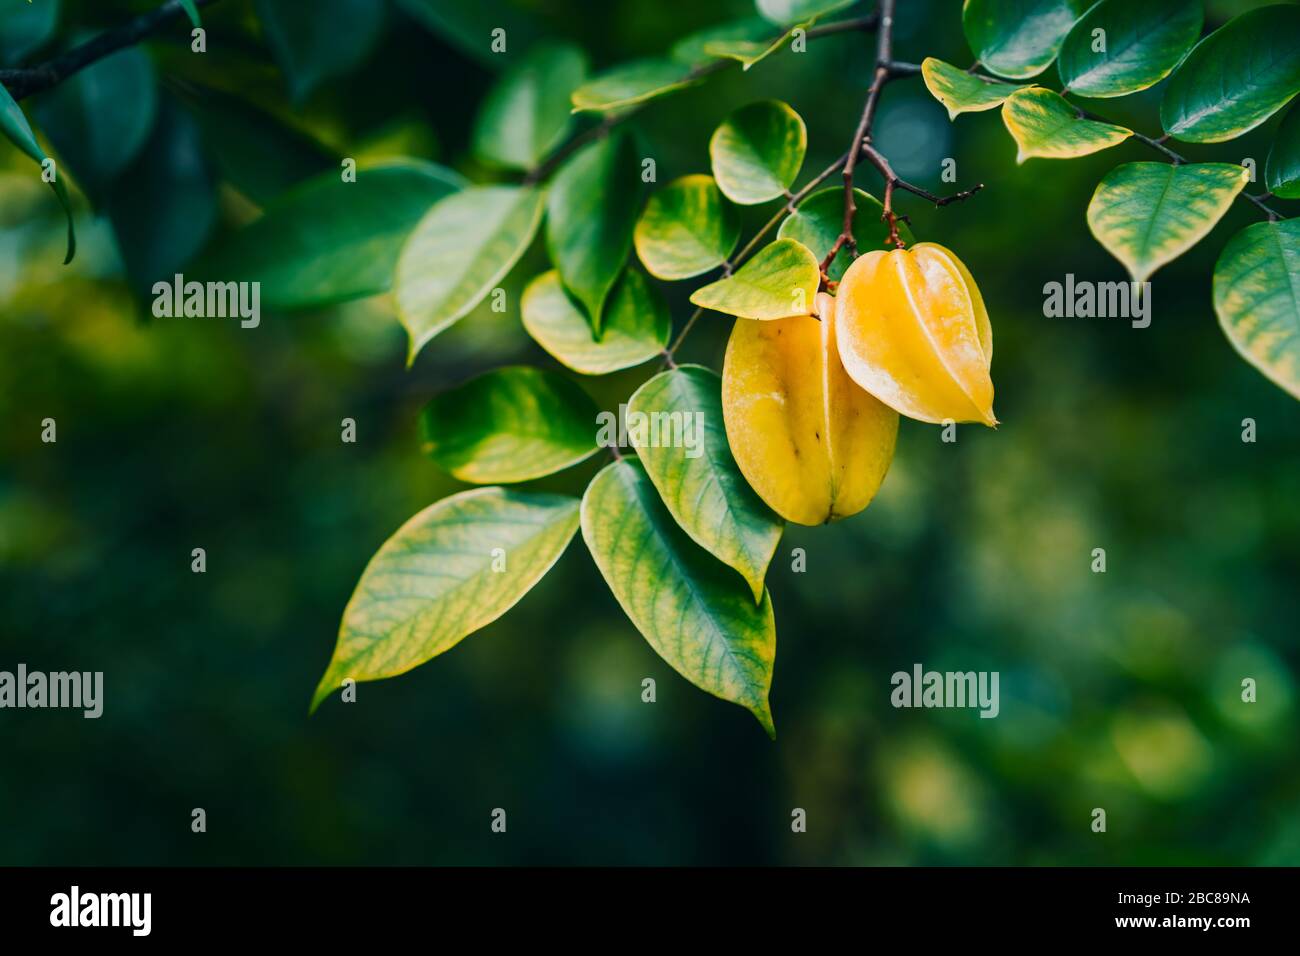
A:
2,0,1297,865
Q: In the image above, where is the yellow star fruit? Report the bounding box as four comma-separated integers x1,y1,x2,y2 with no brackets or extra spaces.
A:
722,292,899,526
835,242,997,426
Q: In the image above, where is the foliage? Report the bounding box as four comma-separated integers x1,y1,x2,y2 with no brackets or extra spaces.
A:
1,0,1297,739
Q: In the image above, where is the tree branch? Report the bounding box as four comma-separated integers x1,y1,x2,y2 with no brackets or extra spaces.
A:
525,13,880,185
0,0,221,101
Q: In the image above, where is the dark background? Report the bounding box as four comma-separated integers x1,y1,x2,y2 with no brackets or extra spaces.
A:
1,0,1297,865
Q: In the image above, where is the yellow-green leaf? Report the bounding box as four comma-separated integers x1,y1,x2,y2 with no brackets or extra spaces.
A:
689,238,819,319
311,488,580,712
628,366,783,602
395,185,545,362
521,269,670,375
922,57,1021,120
419,366,600,483
634,174,740,280
570,59,699,113
1214,218,1300,400
1087,162,1249,283
1001,86,1131,163
581,459,777,736
709,99,806,205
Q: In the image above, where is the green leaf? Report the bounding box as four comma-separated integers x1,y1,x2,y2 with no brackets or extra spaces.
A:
778,186,914,280
628,366,782,603
108,101,214,286
1266,102,1300,200
756,0,850,26
0,71,74,263
32,44,157,201
702,23,801,71
182,85,337,204
710,99,806,205
1001,86,1131,163
922,57,1022,120
581,459,777,736
204,160,464,310
522,269,670,375
1214,219,1300,401
255,0,386,100
963,0,1085,80
690,238,819,319
177,0,201,28
1087,162,1249,283
420,366,600,483
471,40,587,171
671,18,773,66
311,487,580,712
1161,5,1300,144
546,132,643,335
0,0,59,66
396,184,545,362
633,174,740,280
392,0,544,71
570,59,700,113
1057,0,1201,98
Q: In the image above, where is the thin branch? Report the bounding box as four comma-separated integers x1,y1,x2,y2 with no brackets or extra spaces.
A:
0,0,221,101
525,14,879,184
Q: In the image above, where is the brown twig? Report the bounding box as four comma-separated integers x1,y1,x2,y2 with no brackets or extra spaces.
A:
525,14,880,185
0,0,221,101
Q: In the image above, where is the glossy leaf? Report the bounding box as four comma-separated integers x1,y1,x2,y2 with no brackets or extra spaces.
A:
1001,86,1131,163
397,185,545,361
1087,162,1248,283
581,459,777,736
255,0,386,100
690,238,820,320
522,269,670,375
546,132,643,334
964,0,1084,80
1057,0,1202,98
724,293,898,525
420,366,600,483
1214,218,1300,400
778,186,914,280
634,174,740,280
107,101,214,286
703,23,803,71
1160,5,1300,144
756,0,851,25
206,160,464,309
471,41,587,171
922,57,1022,120
571,59,700,113
311,488,580,712
671,18,773,66
183,85,337,204
1265,102,1300,200
710,100,806,205
0,75,75,263
628,366,782,602
522,269,670,377
0,0,59,65
32,45,157,200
